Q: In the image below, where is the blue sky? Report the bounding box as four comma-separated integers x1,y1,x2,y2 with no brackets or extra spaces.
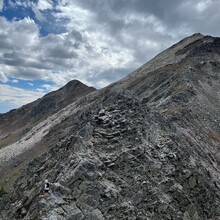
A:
0,0,220,113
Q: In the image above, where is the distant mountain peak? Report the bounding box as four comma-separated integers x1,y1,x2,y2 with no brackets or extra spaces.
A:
59,79,96,92
0,79,96,147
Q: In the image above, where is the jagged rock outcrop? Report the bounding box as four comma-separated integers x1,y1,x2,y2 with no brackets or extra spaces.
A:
1,33,220,220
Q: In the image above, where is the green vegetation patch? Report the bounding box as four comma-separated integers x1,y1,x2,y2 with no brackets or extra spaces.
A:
0,186,7,197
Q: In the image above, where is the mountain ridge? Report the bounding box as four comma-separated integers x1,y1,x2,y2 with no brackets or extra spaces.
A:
1,33,220,219
114,33,205,88
0,80,96,148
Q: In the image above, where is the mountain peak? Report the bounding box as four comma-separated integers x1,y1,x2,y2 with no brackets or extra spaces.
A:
175,33,220,57
190,32,204,37
179,32,204,42
59,79,96,93
117,33,219,87
0,79,96,148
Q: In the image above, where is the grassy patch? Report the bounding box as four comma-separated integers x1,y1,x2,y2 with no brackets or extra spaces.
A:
208,131,220,144
161,105,186,115
0,186,7,197
171,83,188,96
0,132,21,149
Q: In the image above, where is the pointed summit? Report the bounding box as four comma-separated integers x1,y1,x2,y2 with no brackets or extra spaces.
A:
0,80,96,148
114,33,219,90
133,33,206,76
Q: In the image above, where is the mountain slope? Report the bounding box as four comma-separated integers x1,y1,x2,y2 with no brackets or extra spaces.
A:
0,80,96,149
1,33,220,220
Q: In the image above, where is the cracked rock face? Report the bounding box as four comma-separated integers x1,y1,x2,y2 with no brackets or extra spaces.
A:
1,33,220,219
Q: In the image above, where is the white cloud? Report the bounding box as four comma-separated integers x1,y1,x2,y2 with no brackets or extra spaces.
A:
0,16,39,50
195,0,212,12
32,7,46,22
0,0,3,11
0,71,8,83
11,79,19,83
42,84,59,91
0,4,141,89
55,1,93,31
30,0,54,22
36,0,53,11
8,0,33,9
0,84,45,106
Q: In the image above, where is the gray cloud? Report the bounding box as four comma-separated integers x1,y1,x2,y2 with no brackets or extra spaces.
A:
46,45,78,59
74,0,217,30
0,0,220,89
2,52,25,66
0,84,45,106
89,67,136,88
1,0,220,112
0,0,3,11
0,33,13,49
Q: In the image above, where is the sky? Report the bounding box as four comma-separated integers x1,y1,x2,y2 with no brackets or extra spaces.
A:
0,0,220,113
